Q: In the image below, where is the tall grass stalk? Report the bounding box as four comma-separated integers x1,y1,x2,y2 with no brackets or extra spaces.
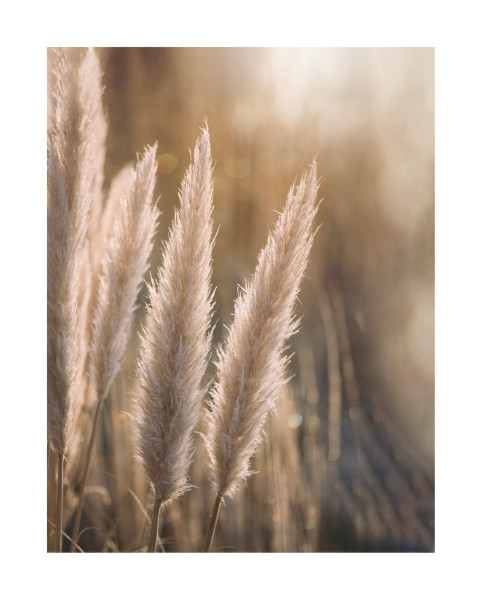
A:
202,163,319,551
130,126,214,551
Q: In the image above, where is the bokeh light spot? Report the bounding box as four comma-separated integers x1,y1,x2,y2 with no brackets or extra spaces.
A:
306,416,320,433
287,413,303,429
157,153,178,174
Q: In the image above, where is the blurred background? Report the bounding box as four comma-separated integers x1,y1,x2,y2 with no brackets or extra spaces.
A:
49,47,434,552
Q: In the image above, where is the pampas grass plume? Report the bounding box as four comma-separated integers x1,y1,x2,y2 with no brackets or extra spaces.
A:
204,163,319,500
131,126,214,541
89,147,158,403
47,47,104,456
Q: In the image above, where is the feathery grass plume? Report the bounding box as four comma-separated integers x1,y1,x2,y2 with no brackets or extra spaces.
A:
99,165,136,256
202,162,319,551
69,164,136,460
70,48,108,445
89,147,158,404
70,146,159,550
67,165,136,490
47,47,104,551
77,47,108,379
131,126,214,552
85,50,107,249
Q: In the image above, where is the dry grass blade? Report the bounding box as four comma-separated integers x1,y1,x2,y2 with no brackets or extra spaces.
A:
47,519,85,553
130,125,215,550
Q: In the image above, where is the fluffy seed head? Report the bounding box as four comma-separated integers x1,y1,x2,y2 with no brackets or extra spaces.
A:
89,146,159,404
131,126,215,505
47,48,104,455
204,163,319,497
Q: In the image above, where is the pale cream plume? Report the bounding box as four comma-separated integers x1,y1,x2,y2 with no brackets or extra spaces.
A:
131,126,215,509
89,147,159,404
47,47,104,456
73,48,108,435
68,165,136,468
204,163,319,499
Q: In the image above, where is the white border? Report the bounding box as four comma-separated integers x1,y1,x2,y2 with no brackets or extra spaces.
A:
2,0,481,598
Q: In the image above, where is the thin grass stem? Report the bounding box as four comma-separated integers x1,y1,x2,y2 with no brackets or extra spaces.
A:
202,492,223,552
70,398,102,551
147,498,162,552
56,453,64,552
47,444,56,550
48,519,85,552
